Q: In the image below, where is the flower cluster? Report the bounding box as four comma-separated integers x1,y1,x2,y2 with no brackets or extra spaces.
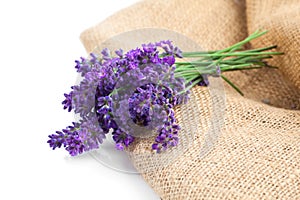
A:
47,116,106,156
129,83,181,153
48,40,189,156
47,123,84,156
48,31,281,156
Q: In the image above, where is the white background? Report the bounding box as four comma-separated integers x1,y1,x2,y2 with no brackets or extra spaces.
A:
0,0,160,199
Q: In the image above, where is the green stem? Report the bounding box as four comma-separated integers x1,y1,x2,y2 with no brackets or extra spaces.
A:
181,51,282,58
182,30,268,57
221,75,244,96
226,55,273,62
174,30,283,96
238,45,277,53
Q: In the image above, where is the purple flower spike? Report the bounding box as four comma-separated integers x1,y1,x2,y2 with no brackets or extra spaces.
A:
75,57,92,76
62,91,73,112
162,56,175,66
112,129,134,149
47,131,66,150
65,133,84,156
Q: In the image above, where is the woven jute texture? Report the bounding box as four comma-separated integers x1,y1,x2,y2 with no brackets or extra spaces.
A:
80,0,300,199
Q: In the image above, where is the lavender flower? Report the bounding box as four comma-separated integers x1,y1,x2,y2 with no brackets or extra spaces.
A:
77,116,106,151
112,129,134,150
62,91,73,112
48,40,189,155
47,131,66,150
65,131,85,156
152,109,180,153
156,40,183,58
95,95,118,133
47,123,84,156
47,116,106,156
75,57,92,76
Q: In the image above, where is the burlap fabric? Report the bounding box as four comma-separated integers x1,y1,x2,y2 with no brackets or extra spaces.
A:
80,0,300,199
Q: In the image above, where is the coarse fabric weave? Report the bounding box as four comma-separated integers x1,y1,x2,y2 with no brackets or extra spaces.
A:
80,0,300,199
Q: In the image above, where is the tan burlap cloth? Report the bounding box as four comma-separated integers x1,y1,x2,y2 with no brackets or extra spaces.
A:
80,0,300,199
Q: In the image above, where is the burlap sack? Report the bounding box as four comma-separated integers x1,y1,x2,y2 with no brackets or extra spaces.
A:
80,0,300,199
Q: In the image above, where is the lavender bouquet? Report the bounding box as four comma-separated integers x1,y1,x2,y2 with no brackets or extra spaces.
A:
48,30,282,156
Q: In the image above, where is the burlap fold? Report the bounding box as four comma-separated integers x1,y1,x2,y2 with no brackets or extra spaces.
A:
80,0,300,199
